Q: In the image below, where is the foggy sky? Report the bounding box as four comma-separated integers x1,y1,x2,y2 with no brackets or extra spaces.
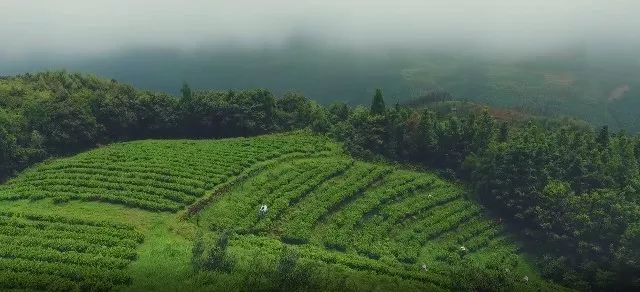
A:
1,0,639,60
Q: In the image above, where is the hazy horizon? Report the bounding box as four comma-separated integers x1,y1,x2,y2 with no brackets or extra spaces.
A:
2,0,640,134
2,0,640,62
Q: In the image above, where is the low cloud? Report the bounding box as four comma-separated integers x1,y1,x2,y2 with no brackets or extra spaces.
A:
1,0,639,60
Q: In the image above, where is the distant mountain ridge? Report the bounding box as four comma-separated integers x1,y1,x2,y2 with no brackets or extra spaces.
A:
4,43,639,132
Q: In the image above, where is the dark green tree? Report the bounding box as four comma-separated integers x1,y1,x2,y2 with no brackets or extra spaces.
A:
196,230,233,272
275,92,313,130
597,125,610,148
180,81,192,102
417,109,439,161
370,89,385,115
0,126,18,179
474,108,494,151
276,248,310,291
497,122,509,143
328,102,351,121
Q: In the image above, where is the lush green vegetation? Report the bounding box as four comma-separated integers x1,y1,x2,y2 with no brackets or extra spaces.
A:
0,129,560,291
194,157,556,291
0,132,339,291
0,211,143,291
8,46,639,132
335,92,640,290
401,53,640,132
0,133,334,212
0,129,555,290
1,70,639,290
0,71,327,182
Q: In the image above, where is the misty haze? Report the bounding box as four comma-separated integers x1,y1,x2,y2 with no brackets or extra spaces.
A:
1,1,640,291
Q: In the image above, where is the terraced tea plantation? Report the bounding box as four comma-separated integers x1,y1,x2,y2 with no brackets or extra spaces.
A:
0,133,335,212
0,211,143,291
0,132,563,291
0,132,338,291
197,157,554,291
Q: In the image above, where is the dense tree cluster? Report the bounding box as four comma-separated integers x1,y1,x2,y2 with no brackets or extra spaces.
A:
0,72,324,181
332,90,640,290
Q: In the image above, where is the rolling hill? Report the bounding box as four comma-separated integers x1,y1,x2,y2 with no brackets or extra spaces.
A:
6,45,639,133
400,52,640,132
0,131,564,291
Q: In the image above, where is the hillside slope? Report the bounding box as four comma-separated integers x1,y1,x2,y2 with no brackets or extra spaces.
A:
7,48,639,132
0,132,564,291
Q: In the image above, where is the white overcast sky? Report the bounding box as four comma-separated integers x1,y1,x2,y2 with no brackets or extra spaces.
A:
1,0,639,59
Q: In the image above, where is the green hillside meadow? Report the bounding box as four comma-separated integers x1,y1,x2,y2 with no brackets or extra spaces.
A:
0,131,564,291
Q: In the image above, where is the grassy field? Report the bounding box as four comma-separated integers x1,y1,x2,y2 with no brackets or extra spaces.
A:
0,131,565,291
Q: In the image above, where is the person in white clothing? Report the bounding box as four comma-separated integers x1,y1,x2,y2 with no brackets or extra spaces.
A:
259,204,268,216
